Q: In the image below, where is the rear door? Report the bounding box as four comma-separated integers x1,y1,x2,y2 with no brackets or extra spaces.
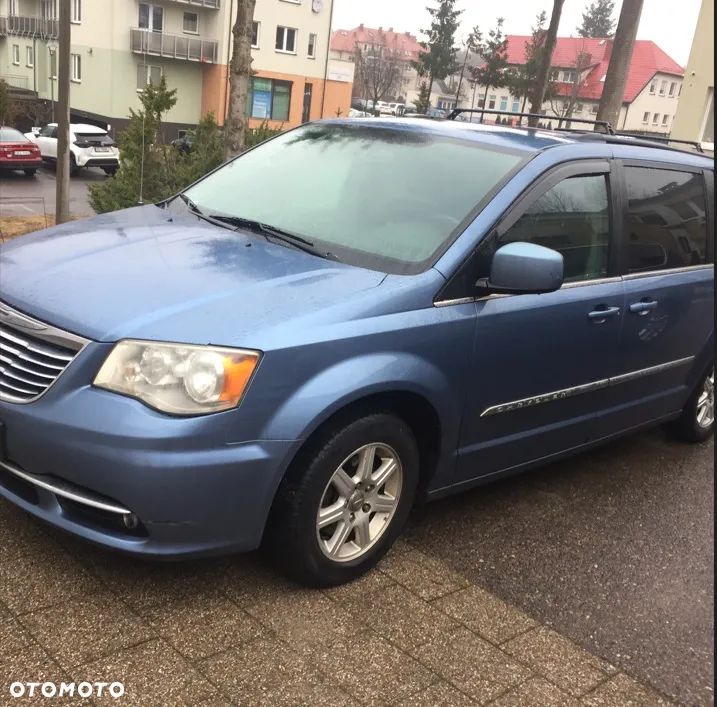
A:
607,160,714,429
34,125,57,158
450,160,627,483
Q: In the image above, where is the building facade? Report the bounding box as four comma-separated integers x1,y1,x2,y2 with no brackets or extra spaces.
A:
0,0,353,137
671,0,713,150
469,36,685,135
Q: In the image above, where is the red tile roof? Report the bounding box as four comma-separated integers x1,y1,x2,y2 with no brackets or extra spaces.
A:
330,25,422,62
504,35,684,103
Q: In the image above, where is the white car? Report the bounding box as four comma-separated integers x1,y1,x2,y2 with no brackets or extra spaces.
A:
348,108,371,118
25,123,120,176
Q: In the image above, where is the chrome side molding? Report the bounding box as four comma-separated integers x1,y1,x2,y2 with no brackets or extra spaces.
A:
480,356,695,417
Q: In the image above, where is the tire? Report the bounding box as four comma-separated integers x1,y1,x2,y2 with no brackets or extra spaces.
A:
667,367,714,443
268,412,419,586
24,169,37,177
69,153,79,177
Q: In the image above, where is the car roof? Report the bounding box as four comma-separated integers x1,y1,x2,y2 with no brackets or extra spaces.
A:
45,123,108,133
317,117,714,168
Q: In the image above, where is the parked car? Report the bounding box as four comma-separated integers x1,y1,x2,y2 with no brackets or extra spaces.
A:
387,103,406,116
0,127,41,177
25,123,119,176
0,118,713,586
348,108,371,118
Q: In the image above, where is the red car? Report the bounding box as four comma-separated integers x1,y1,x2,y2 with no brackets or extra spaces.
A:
0,126,42,177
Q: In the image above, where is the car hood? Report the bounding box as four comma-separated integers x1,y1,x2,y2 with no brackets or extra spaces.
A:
0,205,387,344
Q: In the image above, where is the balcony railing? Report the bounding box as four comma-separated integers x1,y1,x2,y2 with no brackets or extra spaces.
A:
166,0,220,8
130,28,218,63
0,15,58,39
0,74,30,90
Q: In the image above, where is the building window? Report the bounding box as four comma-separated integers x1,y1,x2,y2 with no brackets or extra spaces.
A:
251,21,260,48
625,167,707,271
11,45,20,65
499,96,508,111
642,111,650,124
8,0,18,15
49,49,57,78
307,33,317,58
659,80,667,96
71,0,81,23
137,64,162,90
183,12,199,34
41,0,56,20
652,112,659,125
590,104,598,113
275,26,297,54
649,80,656,94
71,53,81,82
488,94,496,109
26,46,34,67
249,77,292,121
669,81,676,96
511,99,520,112
138,3,163,32
662,114,669,126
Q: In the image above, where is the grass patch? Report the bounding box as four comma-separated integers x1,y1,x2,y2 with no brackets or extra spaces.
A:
0,215,76,242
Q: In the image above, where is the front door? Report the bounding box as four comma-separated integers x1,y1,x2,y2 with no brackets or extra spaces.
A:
454,161,626,483
302,83,313,123
606,161,714,431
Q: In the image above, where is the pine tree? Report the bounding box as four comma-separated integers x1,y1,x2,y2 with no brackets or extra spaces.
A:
413,82,432,113
577,0,616,38
414,0,463,104
469,17,509,116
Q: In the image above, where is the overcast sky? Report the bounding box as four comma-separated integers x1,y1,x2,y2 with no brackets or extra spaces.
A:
331,0,701,66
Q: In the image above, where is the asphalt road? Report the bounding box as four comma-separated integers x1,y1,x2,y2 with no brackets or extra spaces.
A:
407,429,714,706
0,163,99,217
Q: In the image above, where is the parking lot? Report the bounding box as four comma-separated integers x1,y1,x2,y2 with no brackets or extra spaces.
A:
1,429,711,706
0,164,99,218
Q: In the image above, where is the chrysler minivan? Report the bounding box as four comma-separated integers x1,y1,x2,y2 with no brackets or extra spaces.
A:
0,118,713,585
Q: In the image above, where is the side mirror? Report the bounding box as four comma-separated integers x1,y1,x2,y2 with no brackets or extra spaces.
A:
481,242,564,295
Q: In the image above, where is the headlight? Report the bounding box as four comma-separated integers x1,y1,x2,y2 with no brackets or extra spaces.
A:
94,340,261,415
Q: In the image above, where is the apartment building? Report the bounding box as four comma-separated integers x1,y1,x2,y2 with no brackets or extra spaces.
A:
470,36,684,135
672,0,713,149
0,0,353,136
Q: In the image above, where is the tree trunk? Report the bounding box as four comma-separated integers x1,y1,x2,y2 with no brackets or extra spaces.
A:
595,0,644,131
427,76,435,110
481,84,490,122
528,0,564,127
225,0,256,159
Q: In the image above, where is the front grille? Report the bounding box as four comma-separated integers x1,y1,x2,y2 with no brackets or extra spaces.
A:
0,305,87,403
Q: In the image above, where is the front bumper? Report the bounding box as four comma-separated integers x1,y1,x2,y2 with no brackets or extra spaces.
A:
0,345,299,557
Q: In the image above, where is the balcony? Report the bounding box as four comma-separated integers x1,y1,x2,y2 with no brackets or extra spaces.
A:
0,15,58,39
130,28,218,63
166,0,220,7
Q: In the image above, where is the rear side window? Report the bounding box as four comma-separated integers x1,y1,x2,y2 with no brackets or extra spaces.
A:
498,174,610,282
624,167,708,272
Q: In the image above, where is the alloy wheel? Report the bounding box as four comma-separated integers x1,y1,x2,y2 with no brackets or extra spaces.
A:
316,443,403,562
696,369,715,429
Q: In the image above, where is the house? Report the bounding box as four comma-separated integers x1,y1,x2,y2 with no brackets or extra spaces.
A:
671,0,713,150
0,0,353,137
471,35,684,135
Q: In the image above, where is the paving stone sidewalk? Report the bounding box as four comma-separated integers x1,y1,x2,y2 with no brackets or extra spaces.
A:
0,499,676,706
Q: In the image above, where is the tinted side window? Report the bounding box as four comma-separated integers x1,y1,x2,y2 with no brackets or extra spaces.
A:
624,167,707,272
498,174,610,282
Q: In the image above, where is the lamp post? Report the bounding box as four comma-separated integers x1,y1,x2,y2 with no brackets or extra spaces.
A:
47,41,57,122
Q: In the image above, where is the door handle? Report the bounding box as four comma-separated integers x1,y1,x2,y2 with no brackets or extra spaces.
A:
588,306,621,324
629,299,658,316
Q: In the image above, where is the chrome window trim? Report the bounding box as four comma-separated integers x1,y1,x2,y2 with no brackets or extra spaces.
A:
480,356,695,417
623,264,714,281
0,459,131,515
0,301,90,404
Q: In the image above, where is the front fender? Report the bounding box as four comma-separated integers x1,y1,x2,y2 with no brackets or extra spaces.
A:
259,352,463,482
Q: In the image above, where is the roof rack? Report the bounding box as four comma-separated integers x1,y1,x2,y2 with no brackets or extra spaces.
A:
446,107,615,134
446,107,709,155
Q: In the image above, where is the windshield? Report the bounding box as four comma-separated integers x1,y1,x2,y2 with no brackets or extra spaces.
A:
184,123,525,273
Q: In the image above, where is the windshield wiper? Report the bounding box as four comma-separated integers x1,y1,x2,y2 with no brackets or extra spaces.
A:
211,215,339,261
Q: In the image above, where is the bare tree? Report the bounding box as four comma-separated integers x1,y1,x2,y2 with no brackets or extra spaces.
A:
354,34,403,110
595,0,644,130
529,0,565,126
225,0,256,159
547,51,592,127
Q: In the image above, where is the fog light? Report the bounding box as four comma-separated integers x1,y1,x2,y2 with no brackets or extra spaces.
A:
122,513,139,529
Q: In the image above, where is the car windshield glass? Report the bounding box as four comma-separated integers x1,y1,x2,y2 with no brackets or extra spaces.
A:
74,132,113,145
0,128,27,142
184,123,525,273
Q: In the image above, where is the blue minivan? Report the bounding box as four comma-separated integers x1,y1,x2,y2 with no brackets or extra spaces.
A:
0,118,713,585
